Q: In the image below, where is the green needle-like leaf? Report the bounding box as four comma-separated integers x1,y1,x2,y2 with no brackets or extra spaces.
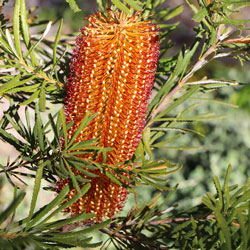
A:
25,164,44,231
43,212,95,230
11,185,70,230
142,128,152,160
26,21,52,56
214,207,232,250
13,0,22,58
5,29,18,57
63,158,81,194
60,108,68,148
111,0,131,15
66,0,81,12
124,0,143,11
20,0,37,65
53,19,63,66
39,81,46,112
67,111,94,148
45,219,111,239
213,176,223,211
0,192,25,225
21,91,40,106
37,184,91,228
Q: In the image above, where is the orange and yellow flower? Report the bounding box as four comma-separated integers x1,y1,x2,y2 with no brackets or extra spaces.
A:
57,8,160,223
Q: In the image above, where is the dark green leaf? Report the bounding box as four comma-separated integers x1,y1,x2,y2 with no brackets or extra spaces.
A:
36,183,91,227
25,165,44,231
214,207,232,250
46,219,111,239
66,0,81,12
20,0,37,65
111,0,131,14
39,81,46,112
0,192,25,225
124,0,143,11
42,212,95,230
154,85,200,121
13,0,22,58
21,91,40,106
12,185,70,229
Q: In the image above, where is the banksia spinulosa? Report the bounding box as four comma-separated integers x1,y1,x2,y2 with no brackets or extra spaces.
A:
57,8,160,223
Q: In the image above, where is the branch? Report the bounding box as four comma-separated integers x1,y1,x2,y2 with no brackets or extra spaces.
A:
99,228,169,250
0,153,59,174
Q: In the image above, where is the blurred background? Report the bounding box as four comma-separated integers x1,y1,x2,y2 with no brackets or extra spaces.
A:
0,0,250,241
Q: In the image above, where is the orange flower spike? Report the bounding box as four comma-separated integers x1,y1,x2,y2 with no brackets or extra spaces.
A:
59,9,160,223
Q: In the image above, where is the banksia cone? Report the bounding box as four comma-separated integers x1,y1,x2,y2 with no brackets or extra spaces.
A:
57,8,160,223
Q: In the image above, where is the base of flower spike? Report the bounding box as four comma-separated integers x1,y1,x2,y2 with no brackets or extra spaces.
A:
56,167,130,223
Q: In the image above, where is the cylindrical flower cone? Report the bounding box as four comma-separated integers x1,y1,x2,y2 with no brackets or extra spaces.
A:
57,8,160,223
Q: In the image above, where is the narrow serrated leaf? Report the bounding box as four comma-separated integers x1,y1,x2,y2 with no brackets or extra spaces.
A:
105,171,124,187
13,0,22,58
63,158,81,194
124,0,143,11
152,134,184,147
111,0,131,14
20,0,37,65
67,111,92,148
0,127,23,150
53,19,63,81
0,75,20,94
37,183,91,227
237,211,247,249
154,115,226,122
43,212,95,230
25,165,44,231
0,192,25,225
142,127,152,160
151,127,204,137
46,219,111,239
162,5,183,21
11,185,70,229
60,108,68,148
35,107,45,151
215,208,232,250
223,165,232,192
0,35,12,53
154,85,200,121
39,81,46,112
66,0,81,12
5,29,18,57
213,176,223,211
27,21,52,55
1,75,36,94
20,91,39,106
202,196,215,210
140,175,169,191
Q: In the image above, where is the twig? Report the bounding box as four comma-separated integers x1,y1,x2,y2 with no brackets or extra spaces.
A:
0,233,27,238
224,37,250,44
148,214,215,225
19,59,64,87
0,153,59,174
99,228,169,250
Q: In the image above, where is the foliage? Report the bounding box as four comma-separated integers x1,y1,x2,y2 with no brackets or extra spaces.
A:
163,66,250,210
0,0,250,249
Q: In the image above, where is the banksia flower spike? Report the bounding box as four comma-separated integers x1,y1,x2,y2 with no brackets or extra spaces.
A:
57,8,160,223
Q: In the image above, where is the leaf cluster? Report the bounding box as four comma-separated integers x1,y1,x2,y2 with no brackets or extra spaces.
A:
100,166,250,250
0,181,109,249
